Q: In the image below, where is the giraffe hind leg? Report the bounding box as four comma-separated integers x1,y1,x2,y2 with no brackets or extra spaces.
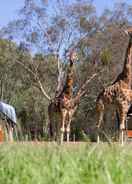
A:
96,110,104,143
66,111,73,143
96,101,104,143
57,110,67,145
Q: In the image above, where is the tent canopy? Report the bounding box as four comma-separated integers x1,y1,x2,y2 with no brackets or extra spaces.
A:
0,102,17,124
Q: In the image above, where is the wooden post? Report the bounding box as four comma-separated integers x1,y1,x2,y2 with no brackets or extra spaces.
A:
73,134,75,143
0,124,4,142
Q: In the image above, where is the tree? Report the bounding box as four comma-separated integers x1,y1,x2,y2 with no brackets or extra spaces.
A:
0,1,132,140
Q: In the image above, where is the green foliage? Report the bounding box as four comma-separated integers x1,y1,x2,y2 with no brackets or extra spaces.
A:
0,1,132,140
0,143,132,184
0,39,58,139
0,39,17,64
100,48,112,65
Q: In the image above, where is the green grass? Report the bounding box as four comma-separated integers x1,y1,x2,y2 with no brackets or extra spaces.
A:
0,142,132,184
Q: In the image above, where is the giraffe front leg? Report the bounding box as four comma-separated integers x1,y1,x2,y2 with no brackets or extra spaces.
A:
118,105,128,146
66,112,73,142
66,123,70,142
119,127,126,146
58,110,67,145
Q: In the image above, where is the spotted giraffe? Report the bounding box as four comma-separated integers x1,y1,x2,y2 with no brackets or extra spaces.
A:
96,28,132,144
48,51,78,144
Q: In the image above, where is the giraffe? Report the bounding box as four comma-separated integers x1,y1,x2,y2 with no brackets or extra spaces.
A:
96,28,132,144
48,51,78,144
113,28,132,89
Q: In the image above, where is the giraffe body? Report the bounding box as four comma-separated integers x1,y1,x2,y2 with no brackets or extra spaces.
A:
48,51,78,144
96,29,132,143
96,83,131,128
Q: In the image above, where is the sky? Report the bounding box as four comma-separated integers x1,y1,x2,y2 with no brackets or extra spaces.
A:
0,0,131,28
0,0,24,28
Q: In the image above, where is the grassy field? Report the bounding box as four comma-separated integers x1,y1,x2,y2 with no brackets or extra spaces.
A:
0,142,132,184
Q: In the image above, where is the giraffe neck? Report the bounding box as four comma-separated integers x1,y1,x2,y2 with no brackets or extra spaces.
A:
113,36,132,88
121,36,132,86
62,59,74,99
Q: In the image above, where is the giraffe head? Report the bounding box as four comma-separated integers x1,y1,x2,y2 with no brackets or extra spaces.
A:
69,50,78,64
124,28,132,37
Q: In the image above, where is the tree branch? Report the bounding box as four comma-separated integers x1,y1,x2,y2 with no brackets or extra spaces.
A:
76,69,105,98
16,60,51,101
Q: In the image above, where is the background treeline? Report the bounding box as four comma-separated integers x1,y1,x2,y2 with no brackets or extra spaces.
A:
0,0,132,140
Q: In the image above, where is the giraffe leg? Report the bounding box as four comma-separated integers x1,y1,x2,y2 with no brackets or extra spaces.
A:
96,100,104,143
96,109,104,143
66,111,73,142
66,119,71,142
49,113,57,142
8,127,13,142
66,124,70,142
6,122,14,142
119,127,126,146
48,118,54,141
58,110,67,144
61,124,65,144
118,104,128,145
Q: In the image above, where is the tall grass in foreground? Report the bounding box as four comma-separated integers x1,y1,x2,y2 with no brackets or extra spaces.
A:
0,143,132,184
